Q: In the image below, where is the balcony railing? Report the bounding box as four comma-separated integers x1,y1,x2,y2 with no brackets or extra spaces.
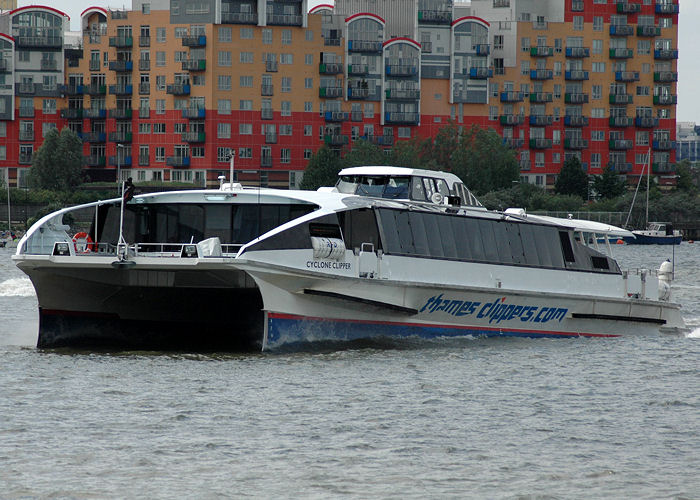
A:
261,156,273,167
19,153,33,165
85,155,106,167
109,109,133,119
385,89,420,100
167,84,191,95
319,86,344,98
265,60,278,72
221,12,258,24
59,84,84,95
653,140,675,151
529,115,553,126
500,114,525,126
609,139,634,150
139,59,150,71
565,93,589,104
324,134,349,146
15,36,61,48
475,44,490,56
109,155,132,167
347,87,371,99
564,138,589,150
182,59,206,71
529,138,553,149
109,131,133,142
17,83,35,95
610,162,633,173
610,24,634,36
384,112,419,124
500,91,524,102
348,40,383,53
637,25,661,37
529,92,553,103
362,135,394,146
530,69,553,80
261,85,274,96
615,71,640,82
18,107,34,118
348,64,369,75
609,48,634,58
565,47,589,58
19,130,34,141
564,115,589,127
654,71,678,82
166,156,191,168
503,138,524,148
89,60,101,71
83,108,107,119
264,132,277,144
635,116,659,128
139,36,150,47
319,62,343,74
617,2,641,13
40,59,58,71
654,49,679,60
60,108,83,119
417,9,451,24
565,70,589,80
266,14,302,26
324,37,341,46
109,84,133,95
82,132,106,142
183,108,206,119
385,65,418,76
182,35,206,47
655,3,679,15
609,93,633,104
324,111,348,122
609,116,633,127
139,83,150,95
182,132,206,142
261,109,273,120
530,46,554,57
109,36,133,47
468,67,493,79
109,60,133,72
653,94,677,105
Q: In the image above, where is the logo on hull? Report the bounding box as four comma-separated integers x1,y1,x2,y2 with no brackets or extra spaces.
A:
420,295,568,324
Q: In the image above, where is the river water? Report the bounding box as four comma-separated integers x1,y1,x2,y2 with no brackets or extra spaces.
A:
1,244,698,498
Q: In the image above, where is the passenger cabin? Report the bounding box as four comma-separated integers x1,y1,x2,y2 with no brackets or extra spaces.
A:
333,166,484,208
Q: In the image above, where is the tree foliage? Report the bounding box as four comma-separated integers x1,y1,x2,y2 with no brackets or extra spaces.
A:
29,127,84,191
299,145,342,190
675,160,698,193
554,156,589,199
592,165,627,200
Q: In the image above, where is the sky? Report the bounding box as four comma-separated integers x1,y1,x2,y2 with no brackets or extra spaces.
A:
16,0,700,123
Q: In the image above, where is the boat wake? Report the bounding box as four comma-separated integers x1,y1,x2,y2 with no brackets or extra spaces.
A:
0,278,35,297
688,328,700,339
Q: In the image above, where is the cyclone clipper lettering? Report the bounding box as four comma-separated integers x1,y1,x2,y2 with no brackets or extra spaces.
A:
420,294,567,324
306,261,352,270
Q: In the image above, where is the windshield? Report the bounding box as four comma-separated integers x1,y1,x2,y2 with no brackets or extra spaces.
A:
336,175,411,199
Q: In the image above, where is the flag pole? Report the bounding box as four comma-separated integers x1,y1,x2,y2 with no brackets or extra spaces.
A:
118,180,126,260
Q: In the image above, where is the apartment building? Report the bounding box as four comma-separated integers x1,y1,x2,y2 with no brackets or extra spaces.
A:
0,0,679,189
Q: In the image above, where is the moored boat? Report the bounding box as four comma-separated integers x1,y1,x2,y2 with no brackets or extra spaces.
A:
623,222,682,245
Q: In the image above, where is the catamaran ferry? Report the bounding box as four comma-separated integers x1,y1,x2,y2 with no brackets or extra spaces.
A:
13,167,685,350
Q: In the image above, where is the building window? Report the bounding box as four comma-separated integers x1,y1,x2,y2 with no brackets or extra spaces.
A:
281,101,291,116
240,28,253,39
153,123,166,133
239,147,252,159
535,153,545,168
281,148,290,163
174,51,187,62
282,30,291,45
219,27,232,42
591,130,605,141
218,75,231,91
175,27,188,38
218,123,231,139
139,123,151,134
592,39,603,55
304,125,312,136
304,78,312,89
281,77,291,92
218,99,231,114
305,54,313,65
592,85,602,100
574,16,584,31
262,29,272,44
305,30,313,41
240,100,253,110
304,101,313,112
280,124,292,135
240,76,252,87
304,149,312,160
398,127,411,138
156,27,166,42
593,17,603,31
42,99,56,114
239,123,252,135
156,99,165,114
219,51,232,66
591,153,601,169
280,54,293,64
592,62,606,73
364,103,374,118
240,52,253,63
156,51,165,66
217,147,232,162
154,147,165,161
637,40,651,55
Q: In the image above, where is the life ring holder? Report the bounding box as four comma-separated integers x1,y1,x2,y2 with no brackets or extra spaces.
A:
72,232,94,253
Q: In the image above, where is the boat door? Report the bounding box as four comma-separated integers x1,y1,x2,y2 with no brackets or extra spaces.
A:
358,242,378,278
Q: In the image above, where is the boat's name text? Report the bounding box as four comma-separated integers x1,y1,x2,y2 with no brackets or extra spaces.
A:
420,295,568,324
306,260,352,270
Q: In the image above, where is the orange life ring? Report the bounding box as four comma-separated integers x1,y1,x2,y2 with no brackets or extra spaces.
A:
72,232,94,252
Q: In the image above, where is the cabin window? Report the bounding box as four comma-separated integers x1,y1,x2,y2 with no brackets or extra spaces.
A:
411,177,426,201
340,208,381,252
559,231,576,263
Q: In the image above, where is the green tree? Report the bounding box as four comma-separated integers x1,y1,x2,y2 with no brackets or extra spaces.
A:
340,139,385,168
29,127,83,191
674,160,698,193
299,145,342,190
555,156,589,199
592,164,627,199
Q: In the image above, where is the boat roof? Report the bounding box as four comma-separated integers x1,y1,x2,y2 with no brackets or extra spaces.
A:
512,212,633,237
338,166,463,186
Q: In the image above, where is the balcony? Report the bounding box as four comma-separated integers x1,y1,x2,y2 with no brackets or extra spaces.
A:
500,114,525,126
261,156,272,167
654,49,679,60
109,155,132,167
654,94,677,105
475,44,490,56
109,36,133,48
17,83,35,95
19,153,33,165
324,36,342,46
183,108,206,119
139,36,150,47
109,132,133,142
615,71,640,82
610,162,633,173
422,42,432,53
609,139,634,150
221,12,258,24
532,21,548,30
60,108,83,119
261,109,273,120
266,14,303,26
609,116,633,127
565,138,588,150
564,93,588,104
609,48,633,58
166,156,191,168
324,134,349,146
529,92,553,103
530,46,554,57
385,64,418,77
40,59,58,71
362,135,394,146
655,3,679,15
325,111,348,122
385,89,420,100
529,138,552,149
571,0,584,11
468,67,493,79
182,132,206,143
19,130,34,142
417,9,451,24
348,64,369,75
85,155,106,167
348,40,383,53
652,162,675,173
264,60,278,72
565,47,590,58
18,107,34,118
500,91,524,102
182,59,206,71
319,62,343,74
635,116,658,128
654,71,678,82
82,132,106,142
637,25,661,37
565,70,589,80
84,108,107,119
109,60,133,72
15,36,61,48
109,84,133,95
261,85,274,96
385,112,419,124
610,24,634,36
59,84,84,95
616,2,641,13
653,140,675,151
139,59,150,71
348,87,370,99
264,133,277,144
167,84,191,95
529,115,553,126
503,138,524,149
319,86,344,98
0,59,8,72
530,69,553,80
109,109,133,119
609,93,633,104
139,83,150,95
182,35,206,47
564,115,589,127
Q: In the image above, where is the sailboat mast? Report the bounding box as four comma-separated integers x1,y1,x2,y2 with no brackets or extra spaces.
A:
646,147,650,226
